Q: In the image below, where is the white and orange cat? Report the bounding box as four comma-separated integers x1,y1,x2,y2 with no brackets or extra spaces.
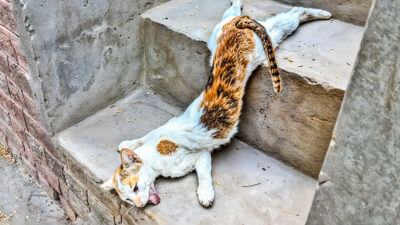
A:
101,0,331,207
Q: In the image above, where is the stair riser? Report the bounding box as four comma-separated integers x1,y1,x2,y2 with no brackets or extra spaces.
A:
274,0,372,26
239,68,343,178
143,19,210,109
143,18,344,178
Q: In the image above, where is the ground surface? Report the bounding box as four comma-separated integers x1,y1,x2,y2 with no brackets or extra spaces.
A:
0,148,70,225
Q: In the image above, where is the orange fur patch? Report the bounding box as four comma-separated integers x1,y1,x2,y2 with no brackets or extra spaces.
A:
122,175,139,188
113,164,140,194
156,140,179,155
200,17,255,139
113,165,123,196
134,198,142,206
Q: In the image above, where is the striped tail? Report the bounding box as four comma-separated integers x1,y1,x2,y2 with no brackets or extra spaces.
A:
235,16,281,93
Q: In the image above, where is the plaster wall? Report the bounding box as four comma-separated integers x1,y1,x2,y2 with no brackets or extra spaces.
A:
307,0,400,223
11,0,168,133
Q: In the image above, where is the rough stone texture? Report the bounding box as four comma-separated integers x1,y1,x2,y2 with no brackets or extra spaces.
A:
306,0,400,224
0,0,18,32
64,170,88,205
60,146,123,217
68,190,90,220
57,88,317,225
38,172,59,200
88,191,116,225
10,0,169,134
0,157,71,225
60,195,77,222
274,0,372,26
142,0,364,177
240,69,344,177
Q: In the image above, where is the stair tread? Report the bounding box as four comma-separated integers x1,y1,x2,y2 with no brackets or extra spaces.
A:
142,0,364,90
57,88,316,225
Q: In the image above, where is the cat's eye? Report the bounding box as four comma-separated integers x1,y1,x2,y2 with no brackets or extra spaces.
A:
133,184,138,192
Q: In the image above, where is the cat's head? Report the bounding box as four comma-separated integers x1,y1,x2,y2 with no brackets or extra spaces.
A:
100,149,160,207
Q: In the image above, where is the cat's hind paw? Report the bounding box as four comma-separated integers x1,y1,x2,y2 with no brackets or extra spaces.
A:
197,186,215,208
311,9,331,19
231,0,243,8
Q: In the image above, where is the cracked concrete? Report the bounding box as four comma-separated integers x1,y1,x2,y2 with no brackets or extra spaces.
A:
0,156,70,225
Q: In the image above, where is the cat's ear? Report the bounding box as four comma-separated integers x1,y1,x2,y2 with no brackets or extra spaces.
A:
120,148,142,168
101,176,115,191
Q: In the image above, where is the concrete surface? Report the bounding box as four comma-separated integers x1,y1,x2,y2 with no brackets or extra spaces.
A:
307,0,400,224
141,0,364,177
57,88,317,225
10,0,169,134
0,151,70,225
274,0,372,26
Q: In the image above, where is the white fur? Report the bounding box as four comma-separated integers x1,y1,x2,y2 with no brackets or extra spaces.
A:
102,0,331,207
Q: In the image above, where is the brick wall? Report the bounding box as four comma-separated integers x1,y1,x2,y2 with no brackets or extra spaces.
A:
0,0,77,221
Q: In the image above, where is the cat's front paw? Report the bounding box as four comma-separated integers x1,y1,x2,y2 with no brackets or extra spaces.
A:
118,141,131,152
197,186,215,208
118,140,142,152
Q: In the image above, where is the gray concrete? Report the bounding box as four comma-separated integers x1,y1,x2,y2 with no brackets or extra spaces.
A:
0,154,69,225
306,0,400,224
57,88,317,225
274,0,372,26
10,0,168,134
141,0,364,177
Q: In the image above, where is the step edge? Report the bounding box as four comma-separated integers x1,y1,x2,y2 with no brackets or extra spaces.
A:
141,15,360,91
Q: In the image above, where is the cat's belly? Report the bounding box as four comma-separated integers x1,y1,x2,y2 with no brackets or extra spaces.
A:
156,150,201,178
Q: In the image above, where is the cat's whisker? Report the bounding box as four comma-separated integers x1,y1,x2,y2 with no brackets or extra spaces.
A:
127,204,135,215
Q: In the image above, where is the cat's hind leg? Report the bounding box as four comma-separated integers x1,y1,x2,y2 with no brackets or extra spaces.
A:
195,151,214,207
207,0,243,65
222,0,243,20
259,7,331,47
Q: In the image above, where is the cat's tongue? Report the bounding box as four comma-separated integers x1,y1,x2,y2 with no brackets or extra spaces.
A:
149,188,160,205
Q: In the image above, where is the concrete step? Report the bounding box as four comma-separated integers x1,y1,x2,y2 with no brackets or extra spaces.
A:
140,0,365,177
56,88,317,225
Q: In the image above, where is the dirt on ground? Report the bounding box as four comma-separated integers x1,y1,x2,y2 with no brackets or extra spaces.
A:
0,145,71,225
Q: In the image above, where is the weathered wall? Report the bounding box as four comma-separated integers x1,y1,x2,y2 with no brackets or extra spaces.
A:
11,0,168,134
307,0,400,223
273,0,372,26
0,0,73,219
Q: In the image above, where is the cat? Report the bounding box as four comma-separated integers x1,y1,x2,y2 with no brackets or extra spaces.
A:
101,0,331,208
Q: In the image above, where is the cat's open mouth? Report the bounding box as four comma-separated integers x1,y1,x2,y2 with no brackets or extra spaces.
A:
149,187,160,205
